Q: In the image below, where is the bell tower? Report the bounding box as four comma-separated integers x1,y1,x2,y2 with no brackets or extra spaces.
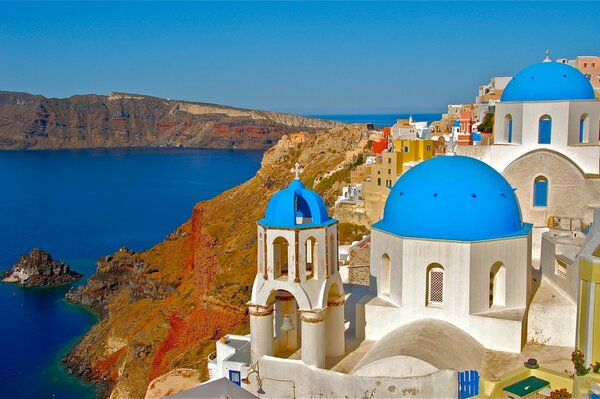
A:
248,163,345,368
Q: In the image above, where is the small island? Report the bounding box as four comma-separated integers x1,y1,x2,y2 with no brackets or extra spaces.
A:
2,248,83,287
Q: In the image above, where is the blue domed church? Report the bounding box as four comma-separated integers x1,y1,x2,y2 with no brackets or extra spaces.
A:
365,156,533,353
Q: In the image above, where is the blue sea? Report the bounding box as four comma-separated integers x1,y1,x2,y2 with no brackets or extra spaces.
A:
309,113,443,126
0,148,263,399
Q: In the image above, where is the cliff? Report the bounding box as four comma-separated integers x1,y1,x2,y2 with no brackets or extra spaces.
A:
0,91,342,150
63,124,367,398
2,248,83,287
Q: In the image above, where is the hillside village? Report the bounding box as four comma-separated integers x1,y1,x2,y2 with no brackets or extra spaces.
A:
139,53,600,399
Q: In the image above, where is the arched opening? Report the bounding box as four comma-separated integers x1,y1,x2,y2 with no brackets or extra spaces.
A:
489,262,506,308
273,237,289,279
538,115,552,144
305,237,317,280
329,233,336,275
426,263,444,306
533,176,548,207
381,253,391,295
505,114,513,143
269,290,300,358
579,113,589,143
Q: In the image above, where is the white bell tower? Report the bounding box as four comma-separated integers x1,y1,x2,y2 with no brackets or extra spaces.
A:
248,163,345,368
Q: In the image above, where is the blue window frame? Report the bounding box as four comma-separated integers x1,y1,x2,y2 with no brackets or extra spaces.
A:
229,370,241,386
404,146,409,153
533,176,548,207
506,115,513,143
538,116,552,144
579,114,588,143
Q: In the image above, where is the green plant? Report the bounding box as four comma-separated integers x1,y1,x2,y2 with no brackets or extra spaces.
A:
571,349,590,376
352,153,364,168
477,112,494,133
592,361,600,374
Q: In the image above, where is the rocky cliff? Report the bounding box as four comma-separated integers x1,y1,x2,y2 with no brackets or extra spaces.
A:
63,125,367,398
2,248,83,287
0,91,342,150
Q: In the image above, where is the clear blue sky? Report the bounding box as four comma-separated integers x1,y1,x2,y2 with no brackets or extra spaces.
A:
1,1,598,114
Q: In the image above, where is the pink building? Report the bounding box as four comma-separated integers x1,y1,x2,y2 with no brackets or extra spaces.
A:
576,56,600,96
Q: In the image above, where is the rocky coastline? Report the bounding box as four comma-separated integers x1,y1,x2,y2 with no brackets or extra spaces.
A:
2,248,82,287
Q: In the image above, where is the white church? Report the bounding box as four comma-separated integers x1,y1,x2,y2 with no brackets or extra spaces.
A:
167,57,600,398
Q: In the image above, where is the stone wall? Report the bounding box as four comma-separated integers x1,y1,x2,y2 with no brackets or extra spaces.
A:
348,247,371,286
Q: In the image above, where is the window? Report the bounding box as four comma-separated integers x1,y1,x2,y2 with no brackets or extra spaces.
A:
381,254,391,295
505,114,513,143
377,178,381,186
388,169,391,174
592,63,596,67
427,263,444,306
489,262,506,308
229,370,241,386
426,145,431,151
579,114,589,143
388,158,391,164
404,146,409,153
584,62,588,68
273,237,289,278
533,176,548,207
538,115,552,144
555,259,567,279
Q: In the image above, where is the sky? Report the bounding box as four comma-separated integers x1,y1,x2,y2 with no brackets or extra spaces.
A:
0,1,599,114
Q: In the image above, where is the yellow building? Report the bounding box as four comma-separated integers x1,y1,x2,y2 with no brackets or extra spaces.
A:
362,139,434,222
577,223,600,365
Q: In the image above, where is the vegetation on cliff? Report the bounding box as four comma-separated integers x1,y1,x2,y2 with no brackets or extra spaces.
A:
63,125,367,398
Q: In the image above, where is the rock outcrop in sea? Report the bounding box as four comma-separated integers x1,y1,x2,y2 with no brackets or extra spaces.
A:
2,248,83,287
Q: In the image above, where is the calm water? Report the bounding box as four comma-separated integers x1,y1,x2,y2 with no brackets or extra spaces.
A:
309,113,443,126
0,147,263,398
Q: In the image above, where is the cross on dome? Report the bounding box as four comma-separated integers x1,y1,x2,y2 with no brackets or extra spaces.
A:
543,50,551,63
291,162,304,180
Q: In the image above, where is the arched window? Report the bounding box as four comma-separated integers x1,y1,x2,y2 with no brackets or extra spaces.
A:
533,176,548,207
538,115,552,144
305,237,317,279
381,254,391,295
426,263,444,306
505,114,513,143
404,146,409,153
489,262,506,308
273,237,289,279
579,114,589,143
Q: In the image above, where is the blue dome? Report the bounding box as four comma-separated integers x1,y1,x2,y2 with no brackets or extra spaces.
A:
501,62,595,102
259,179,333,228
373,156,530,241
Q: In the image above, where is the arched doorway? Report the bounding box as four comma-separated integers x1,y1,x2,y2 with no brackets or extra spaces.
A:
489,262,506,308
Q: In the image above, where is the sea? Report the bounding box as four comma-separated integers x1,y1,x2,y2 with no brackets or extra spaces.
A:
0,113,440,399
0,147,264,398
308,113,442,127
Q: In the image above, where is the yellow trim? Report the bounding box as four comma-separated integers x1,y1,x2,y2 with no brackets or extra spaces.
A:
580,258,600,283
577,280,589,353
593,283,600,363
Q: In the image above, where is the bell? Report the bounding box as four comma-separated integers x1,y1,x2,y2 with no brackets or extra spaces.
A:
280,314,295,332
